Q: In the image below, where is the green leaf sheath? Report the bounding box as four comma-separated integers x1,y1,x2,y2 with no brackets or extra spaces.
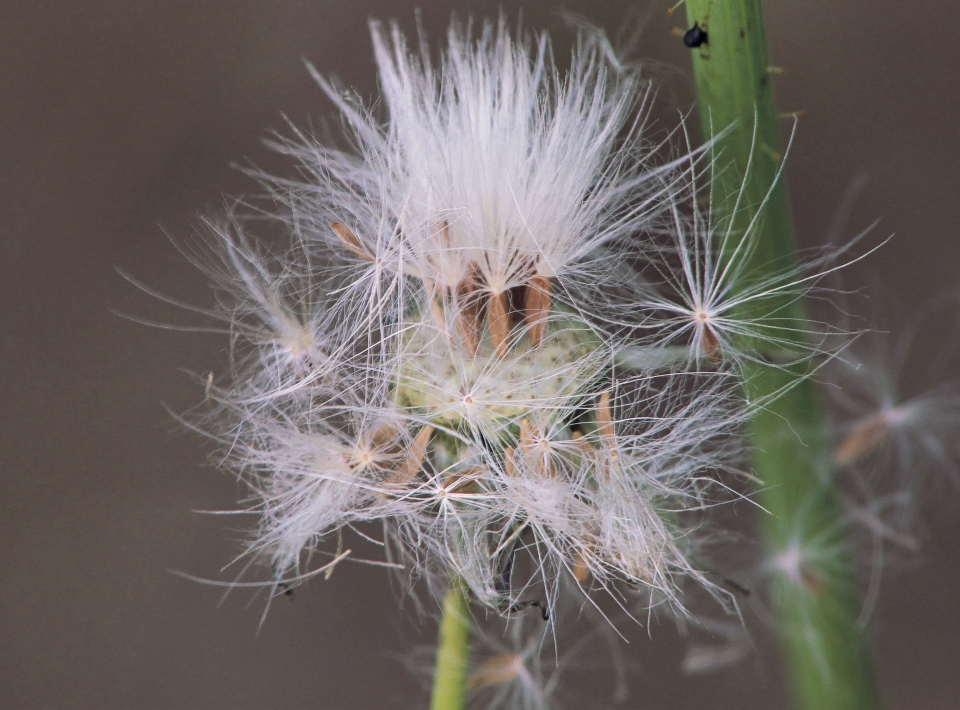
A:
683,2,879,708
430,579,471,710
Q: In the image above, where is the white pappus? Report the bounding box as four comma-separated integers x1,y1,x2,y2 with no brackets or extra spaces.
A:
183,16,764,621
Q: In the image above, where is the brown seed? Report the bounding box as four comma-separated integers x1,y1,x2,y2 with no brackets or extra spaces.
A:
572,551,590,583
467,654,523,689
368,420,401,451
699,322,721,362
835,413,889,467
572,430,594,458
597,391,616,444
519,418,533,449
799,562,826,596
455,263,480,356
442,467,482,495
386,425,434,487
524,274,551,347
435,219,451,246
429,296,447,335
488,290,510,358
596,391,619,475
331,223,375,262
503,447,517,477
419,275,449,336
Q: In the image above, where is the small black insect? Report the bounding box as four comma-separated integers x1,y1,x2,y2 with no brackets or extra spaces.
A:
276,581,296,599
683,22,708,48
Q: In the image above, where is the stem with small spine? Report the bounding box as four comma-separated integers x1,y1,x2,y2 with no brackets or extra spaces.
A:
430,578,471,710
683,1,878,708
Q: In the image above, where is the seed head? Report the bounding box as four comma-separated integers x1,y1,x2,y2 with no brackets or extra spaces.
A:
183,17,752,618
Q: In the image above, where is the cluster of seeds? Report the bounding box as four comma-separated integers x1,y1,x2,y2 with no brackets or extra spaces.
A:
192,18,770,617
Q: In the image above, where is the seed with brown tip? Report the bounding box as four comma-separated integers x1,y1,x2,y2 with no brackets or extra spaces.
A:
488,290,510,357
368,420,401,452
596,391,620,475
835,413,889,467
503,447,517,477
700,324,721,362
441,467,483,495
331,223,375,262
455,263,481,356
693,310,721,362
467,654,524,689
799,562,826,596
572,551,590,583
597,391,616,446
386,425,434,487
524,274,551,348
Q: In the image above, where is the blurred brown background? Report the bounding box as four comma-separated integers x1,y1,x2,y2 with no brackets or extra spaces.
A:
1,1,958,708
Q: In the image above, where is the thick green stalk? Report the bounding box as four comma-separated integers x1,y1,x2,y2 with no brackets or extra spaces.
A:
430,578,471,710
683,2,878,709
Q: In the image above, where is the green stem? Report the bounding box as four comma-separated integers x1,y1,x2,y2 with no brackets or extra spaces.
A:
430,578,471,710
682,2,878,708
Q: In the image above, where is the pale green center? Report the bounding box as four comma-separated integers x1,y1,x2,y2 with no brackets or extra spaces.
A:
395,311,604,437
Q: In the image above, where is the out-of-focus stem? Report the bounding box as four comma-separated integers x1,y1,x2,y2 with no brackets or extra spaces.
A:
430,578,471,710
683,2,878,708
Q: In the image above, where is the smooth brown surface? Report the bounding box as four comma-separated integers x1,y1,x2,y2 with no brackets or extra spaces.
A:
2,1,958,708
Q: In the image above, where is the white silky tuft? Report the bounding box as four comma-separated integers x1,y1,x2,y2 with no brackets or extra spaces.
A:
183,17,761,620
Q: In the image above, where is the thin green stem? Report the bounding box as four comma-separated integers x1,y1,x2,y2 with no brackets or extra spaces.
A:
430,578,471,710
682,1,879,708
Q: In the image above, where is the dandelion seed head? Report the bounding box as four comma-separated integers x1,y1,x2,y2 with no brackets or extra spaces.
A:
172,15,756,620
